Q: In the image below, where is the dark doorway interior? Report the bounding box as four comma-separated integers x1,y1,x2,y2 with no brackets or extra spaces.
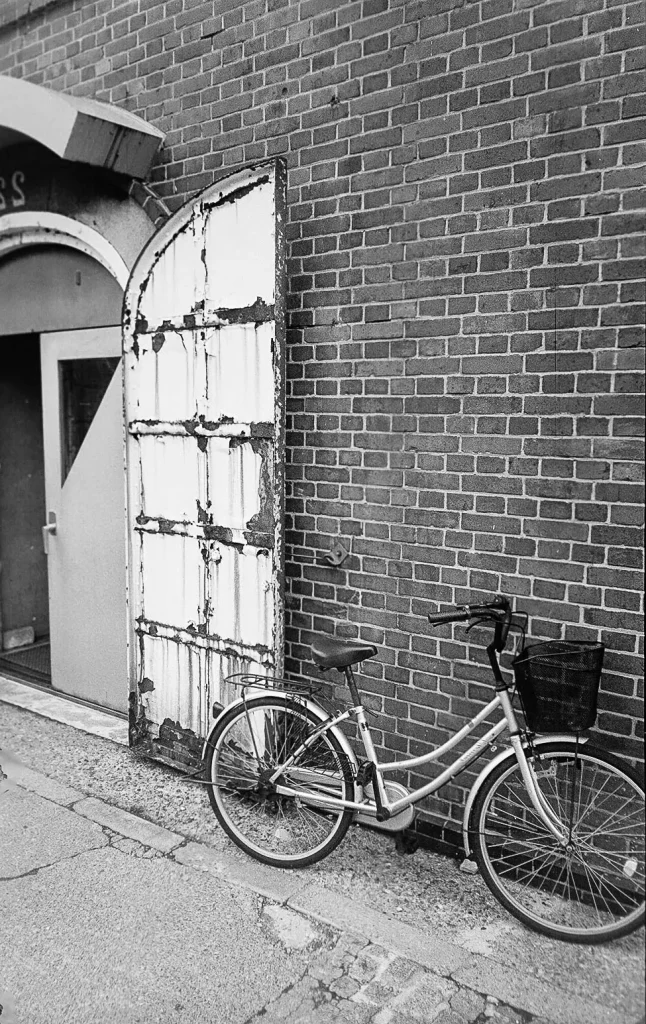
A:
60,356,120,483
0,334,50,683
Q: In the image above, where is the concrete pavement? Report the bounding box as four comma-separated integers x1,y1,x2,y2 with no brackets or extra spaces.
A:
1,679,644,1024
0,779,311,1023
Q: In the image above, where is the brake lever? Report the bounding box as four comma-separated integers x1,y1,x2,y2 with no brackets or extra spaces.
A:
465,614,490,634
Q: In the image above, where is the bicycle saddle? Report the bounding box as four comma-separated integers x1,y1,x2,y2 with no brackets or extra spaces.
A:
311,636,377,671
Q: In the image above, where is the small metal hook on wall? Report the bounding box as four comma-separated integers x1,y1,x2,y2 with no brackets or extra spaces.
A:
321,541,350,567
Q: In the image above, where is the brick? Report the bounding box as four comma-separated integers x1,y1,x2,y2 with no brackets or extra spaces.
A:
464,142,527,170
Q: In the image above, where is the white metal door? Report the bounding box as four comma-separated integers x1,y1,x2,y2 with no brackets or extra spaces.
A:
123,160,285,762
40,327,127,711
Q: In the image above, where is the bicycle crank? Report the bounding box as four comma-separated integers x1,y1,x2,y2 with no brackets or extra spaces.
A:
354,781,415,832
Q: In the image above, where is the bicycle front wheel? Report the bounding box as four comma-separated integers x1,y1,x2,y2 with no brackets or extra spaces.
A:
472,742,645,943
205,695,354,868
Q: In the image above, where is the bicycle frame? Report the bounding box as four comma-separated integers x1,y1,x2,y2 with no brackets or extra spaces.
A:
267,685,571,846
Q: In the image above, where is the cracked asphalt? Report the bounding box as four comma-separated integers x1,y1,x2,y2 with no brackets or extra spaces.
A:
243,933,527,1024
1,696,644,1024
0,775,537,1024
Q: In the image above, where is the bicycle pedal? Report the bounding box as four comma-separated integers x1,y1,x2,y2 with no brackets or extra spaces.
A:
394,831,419,856
356,760,374,788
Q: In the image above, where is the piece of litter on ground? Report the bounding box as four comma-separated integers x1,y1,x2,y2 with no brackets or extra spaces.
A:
459,859,479,874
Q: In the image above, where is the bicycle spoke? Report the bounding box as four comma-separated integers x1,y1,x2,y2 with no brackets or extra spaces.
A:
575,854,638,921
475,746,645,940
577,798,644,841
573,768,616,829
535,768,569,824
208,698,353,867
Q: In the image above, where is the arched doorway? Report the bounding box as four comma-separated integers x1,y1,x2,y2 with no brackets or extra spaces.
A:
0,233,127,709
0,69,164,712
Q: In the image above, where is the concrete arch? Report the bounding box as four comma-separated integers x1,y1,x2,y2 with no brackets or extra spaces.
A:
0,211,130,287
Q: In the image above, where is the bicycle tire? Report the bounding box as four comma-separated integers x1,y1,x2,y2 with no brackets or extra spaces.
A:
471,741,645,943
205,694,354,868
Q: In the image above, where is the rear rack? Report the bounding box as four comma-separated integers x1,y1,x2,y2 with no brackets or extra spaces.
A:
224,671,358,720
225,672,323,698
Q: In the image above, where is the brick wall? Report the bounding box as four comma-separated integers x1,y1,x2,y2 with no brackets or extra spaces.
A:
2,0,644,831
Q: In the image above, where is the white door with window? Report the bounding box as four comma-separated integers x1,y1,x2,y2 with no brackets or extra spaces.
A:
40,327,126,711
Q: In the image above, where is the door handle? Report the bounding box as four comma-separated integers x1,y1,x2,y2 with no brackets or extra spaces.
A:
42,512,57,554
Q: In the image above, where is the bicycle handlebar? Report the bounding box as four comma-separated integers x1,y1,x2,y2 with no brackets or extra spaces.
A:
427,610,470,625
428,598,513,651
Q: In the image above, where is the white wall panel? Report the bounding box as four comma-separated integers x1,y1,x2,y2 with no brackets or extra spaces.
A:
139,635,273,744
203,179,275,311
123,161,285,763
137,214,206,326
139,436,199,522
205,323,274,425
207,544,273,647
205,437,262,530
140,532,204,629
129,330,206,422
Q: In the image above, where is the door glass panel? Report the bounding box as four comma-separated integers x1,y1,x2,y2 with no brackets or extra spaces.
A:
59,357,120,483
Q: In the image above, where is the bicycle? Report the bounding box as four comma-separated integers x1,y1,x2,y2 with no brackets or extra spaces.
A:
202,596,645,944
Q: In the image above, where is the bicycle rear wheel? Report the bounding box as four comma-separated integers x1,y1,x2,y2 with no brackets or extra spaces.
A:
471,742,645,943
205,695,354,868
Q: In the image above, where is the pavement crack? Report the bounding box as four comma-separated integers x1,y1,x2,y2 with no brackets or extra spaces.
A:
169,837,190,854
0,842,106,881
0,865,47,881
240,967,312,1024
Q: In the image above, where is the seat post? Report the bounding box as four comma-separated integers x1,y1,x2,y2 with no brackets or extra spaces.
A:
342,664,362,706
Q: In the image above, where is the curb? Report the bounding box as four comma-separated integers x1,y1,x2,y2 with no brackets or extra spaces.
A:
0,676,129,745
0,749,631,1024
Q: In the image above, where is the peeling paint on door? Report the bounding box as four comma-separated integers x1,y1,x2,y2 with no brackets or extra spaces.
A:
122,161,285,764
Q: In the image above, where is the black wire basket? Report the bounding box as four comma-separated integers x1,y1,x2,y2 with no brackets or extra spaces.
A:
512,640,605,733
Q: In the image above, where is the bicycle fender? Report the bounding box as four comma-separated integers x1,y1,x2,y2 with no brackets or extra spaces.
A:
461,733,589,859
201,690,360,789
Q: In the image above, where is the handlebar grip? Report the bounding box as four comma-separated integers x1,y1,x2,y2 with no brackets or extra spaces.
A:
428,610,470,625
